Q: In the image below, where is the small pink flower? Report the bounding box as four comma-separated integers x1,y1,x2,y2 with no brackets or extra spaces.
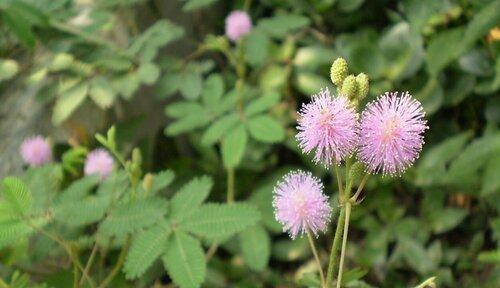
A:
84,149,114,180
20,136,52,167
358,91,428,175
273,171,332,239
297,88,358,166
225,10,252,42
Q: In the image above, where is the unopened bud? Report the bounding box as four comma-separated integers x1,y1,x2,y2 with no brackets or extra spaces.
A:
142,173,154,192
356,73,369,100
330,58,348,87
349,162,365,187
341,75,357,100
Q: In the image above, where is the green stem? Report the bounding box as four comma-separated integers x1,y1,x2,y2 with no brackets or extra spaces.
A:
98,237,131,288
79,241,99,286
227,167,235,203
333,165,344,197
336,202,352,288
307,231,326,288
325,206,345,287
349,174,369,203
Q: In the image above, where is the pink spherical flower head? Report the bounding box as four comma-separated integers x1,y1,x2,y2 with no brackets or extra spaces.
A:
20,136,52,167
297,88,358,167
84,149,114,180
225,10,252,42
273,170,332,239
358,91,428,175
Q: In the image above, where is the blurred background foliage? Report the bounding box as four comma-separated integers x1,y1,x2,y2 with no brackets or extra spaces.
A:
0,0,499,287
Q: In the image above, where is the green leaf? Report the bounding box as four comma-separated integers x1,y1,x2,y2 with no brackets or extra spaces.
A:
461,0,500,52
240,224,270,271
293,46,337,70
245,30,270,66
244,91,281,117
179,71,203,100
294,72,332,95
112,73,140,100
247,115,285,143
99,198,168,237
258,14,310,38
221,125,248,168
179,203,260,240
443,74,476,106
425,27,463,76
249,184,282,232
201,113,240,146
124,222,171,279
148,170,175,194
128,20,184,61
341,267,368,285
399,236,436,275
165,113,210,136
201,74,224,108
165,102,205,119
0,220,33,249
446,134,500,186
89,76,116,109
1,177,32,217
481,154,500,196
155,73,181,99
182,0,218,11
429,208,467,234
55,194,111,227
415,132,473,187
163,231,206,288
1,7,36,49
137,62,160,85
478,250,500,264
52,83,88,125
338,0,364,12
170,176,213,220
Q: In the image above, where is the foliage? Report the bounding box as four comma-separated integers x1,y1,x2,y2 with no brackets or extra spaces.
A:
0,0,499,287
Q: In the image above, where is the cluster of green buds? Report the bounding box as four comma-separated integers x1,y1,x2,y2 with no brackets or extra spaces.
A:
330,58,369,107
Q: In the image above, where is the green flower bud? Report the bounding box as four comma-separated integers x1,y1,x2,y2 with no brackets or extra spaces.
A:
330,58,348,87
349,162,365,187
341,74,357,100
355,73,369,100
132,148,142,166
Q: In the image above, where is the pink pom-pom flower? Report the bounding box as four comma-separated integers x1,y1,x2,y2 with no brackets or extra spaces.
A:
273,170,332,239
358,91,428,175
20,136,52,167
297,88,359,166
84,149,114,180
225,10,252,42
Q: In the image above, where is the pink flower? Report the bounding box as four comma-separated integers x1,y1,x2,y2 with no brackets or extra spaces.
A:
20,136,52,167
297,88,358,166
84,149,114,180
358,91,428,175
225,10,252,42
273,171,332,239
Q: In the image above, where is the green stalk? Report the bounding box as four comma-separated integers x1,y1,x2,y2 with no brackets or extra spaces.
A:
336,202,352,288
307,231,326,288
227,167,235,203
325,206,345,287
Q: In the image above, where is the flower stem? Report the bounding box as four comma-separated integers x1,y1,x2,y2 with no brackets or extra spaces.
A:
98,237,130,288
336,202,352,288
227,167,235,203
349,174,369,202
325,205,345,287
333,165,344,197
307,231,326,288
79,241,99,286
